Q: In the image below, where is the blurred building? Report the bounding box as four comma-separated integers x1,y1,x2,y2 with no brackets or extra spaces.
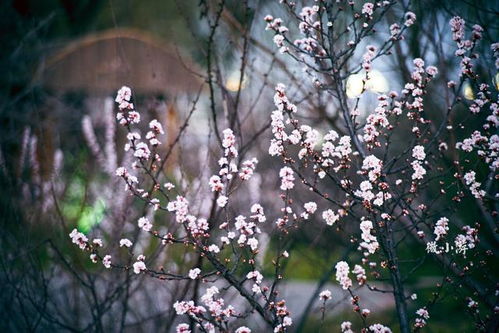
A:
35,28,201,97
29,28,203,183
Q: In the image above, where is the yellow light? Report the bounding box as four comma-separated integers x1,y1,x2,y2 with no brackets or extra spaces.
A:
225,70,248,92
346,70,388,98
463,82,474,100
366,70,389,94
346,73,364,98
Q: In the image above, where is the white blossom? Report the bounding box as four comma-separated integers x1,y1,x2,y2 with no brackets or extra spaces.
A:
102,255,112,269
319,289,332,301
133,259,146,274
119,238,133,248
138,217,152,232
335,261,352,290
322,209,340,226
189,268,201,280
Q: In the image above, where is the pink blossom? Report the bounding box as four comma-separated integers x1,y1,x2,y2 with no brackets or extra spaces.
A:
279,166,295,191
362,3,374,16
434,217,449,241
404,12,416,27
69,229,88,250
176,323,191,333
449,16,465,41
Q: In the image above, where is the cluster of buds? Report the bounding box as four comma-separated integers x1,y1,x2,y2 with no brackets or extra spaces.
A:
271,300,292,332
414,307,430,328
115,86,140,126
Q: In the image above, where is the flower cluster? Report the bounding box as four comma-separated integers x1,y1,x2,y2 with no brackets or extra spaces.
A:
362,2,375,18
341,321,354,333
173,286,239,329
469,83,491,114
412,145,426,160
119,238,133,248
319,289,332,301
293,6,328,57
219,204,265,254
175,323,190,333
300,201,317,220
208,128,258,208
234,215,260,250
359,219,379,255
293,37,326,57
298,6,319,33
115,86,138,125
103,255,112,268
454,225,478,251
355,180,391,208
361,155,383,182
265,15,289,54
246,270,264,294
457,130,498,171
463,171,485,199
404,12,416,27
493,42,499,69
239,158,258,180
434,217,449,241
138,216,152,232
320,132,353,172
322,209,340,226
410,145,427,181
390,23,401,40
279,166,295,191
272,300,292,332
402,58,431,114
449,17,484,78
269,84,298,156
115,166,138,191
450,16,465,41
209,175,224,192
167,195,190,223
335,261,352,290
146,119,164,146
414,307,430,328
222,128,238,157
353,265,367,285
363,95,390,148
69,228,88,250
133,255,146,274
362,45,377,72
369,323,392,332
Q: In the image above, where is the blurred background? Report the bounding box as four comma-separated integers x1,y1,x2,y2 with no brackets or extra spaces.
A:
0,0,497,331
